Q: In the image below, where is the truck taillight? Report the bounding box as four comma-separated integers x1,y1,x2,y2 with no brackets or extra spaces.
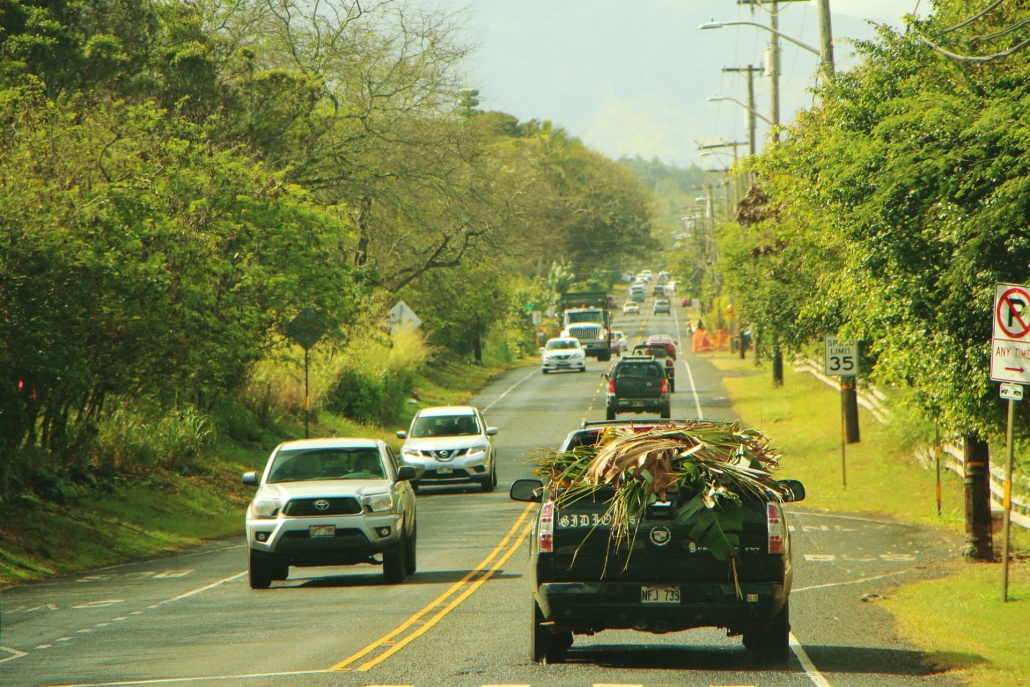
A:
660,377,668,393
608,379,616,393
539,502,555,553
767,502,784,554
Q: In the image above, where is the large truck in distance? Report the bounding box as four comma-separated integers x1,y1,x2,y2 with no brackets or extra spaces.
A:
559,291,612,362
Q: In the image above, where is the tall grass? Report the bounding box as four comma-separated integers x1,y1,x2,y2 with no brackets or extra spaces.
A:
247,327,431,427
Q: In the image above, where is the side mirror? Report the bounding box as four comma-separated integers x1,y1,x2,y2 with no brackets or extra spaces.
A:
397,465,417,481
242,471,259,487
778,479,806,503
396,430,407,439
486,427,499,436
510,478,544,503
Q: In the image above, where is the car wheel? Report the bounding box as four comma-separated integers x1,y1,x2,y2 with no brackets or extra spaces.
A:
491,462,498,487
542,368,549,374
248,549,273,590
606,406,616,421
270,557,290,581
743,601,790,664
383,534,408,584
530,600,572,663
669,379,676,393
404,525,417,576
479,472,495,492
660,404,671,419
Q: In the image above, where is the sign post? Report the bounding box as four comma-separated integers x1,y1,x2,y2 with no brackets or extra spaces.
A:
991,282,1029,602
825,337,859,488
285,309,325,439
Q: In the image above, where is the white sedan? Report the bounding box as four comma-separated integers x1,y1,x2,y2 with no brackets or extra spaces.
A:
541,337,587,374
623,301,640,315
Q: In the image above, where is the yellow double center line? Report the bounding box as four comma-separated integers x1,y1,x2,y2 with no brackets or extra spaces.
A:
330,502,537,671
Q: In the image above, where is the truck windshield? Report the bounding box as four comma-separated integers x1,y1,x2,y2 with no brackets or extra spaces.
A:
566,311,603,324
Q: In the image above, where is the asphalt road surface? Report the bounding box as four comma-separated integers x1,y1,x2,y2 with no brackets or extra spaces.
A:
0,301,967,687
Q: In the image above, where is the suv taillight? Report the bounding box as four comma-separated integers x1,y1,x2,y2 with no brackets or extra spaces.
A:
767,502,784,554
608,379,616,393
660,377,668,393
539,502,555,553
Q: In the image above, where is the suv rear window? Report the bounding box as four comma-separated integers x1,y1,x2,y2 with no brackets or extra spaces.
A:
614,363,662,380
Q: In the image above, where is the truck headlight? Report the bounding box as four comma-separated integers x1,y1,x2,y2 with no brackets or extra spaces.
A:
250,498,283,519
363,493,395,512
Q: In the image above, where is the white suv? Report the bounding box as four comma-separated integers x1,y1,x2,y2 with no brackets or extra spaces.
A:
397,406,498,492
242,438,417,589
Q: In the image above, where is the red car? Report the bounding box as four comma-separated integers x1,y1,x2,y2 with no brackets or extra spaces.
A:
646,334,677,360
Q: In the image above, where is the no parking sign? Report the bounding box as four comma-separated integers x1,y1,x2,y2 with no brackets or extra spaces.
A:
992,283,1030,384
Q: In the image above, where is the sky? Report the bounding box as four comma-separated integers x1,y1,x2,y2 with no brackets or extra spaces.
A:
423,0,926,167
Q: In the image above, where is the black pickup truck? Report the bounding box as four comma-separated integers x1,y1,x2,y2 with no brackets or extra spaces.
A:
510,420,806,664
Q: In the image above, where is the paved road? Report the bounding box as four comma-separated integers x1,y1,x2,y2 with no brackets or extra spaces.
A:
0,301,966,687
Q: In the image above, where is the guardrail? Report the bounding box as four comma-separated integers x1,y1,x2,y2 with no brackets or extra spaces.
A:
793,358,1030,530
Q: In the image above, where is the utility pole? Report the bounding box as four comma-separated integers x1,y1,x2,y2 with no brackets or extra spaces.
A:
722,66,762,156
818,0,835,76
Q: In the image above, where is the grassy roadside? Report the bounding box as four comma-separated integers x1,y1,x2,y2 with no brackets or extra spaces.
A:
708,351,1030,687
0,355,512,586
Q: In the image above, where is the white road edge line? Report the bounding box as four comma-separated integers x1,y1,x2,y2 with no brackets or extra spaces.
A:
792,568,917,594
39,669,331,687
164,572,247,604
483,368,540,412
673,304,704,420
791,633,835,687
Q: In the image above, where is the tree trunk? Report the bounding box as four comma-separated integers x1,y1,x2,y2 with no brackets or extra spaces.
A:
842,378,860,444
772,349,783,387
962,434,994,561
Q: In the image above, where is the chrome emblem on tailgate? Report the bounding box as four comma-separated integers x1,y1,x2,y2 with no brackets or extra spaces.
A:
649,526,671,546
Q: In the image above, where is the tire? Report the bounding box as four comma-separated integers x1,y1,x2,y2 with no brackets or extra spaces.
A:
660,404,671,419
743,601,790,664
530,601,573,664
599,352,611,362
479,472,495,492
404,525,417,576
542,368,549,374
669,379,676,393
383,535,407,584
492,462,499,487
606,406,616,421
270,557,290,581
248,549,272,590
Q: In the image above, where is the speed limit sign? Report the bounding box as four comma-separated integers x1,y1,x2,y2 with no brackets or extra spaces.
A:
825,337,859,377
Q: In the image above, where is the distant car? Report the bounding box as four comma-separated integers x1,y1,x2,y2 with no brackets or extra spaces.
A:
603,355,671,420
397,406,498,492
646,334,678,359
681,296,692,307
622,301,640,315
632,343,676,392
653,299,671,314
540,337,587,374
610,331,628,356
242,437,418,588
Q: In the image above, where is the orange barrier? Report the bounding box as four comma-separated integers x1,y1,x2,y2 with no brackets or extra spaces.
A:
691,329,732,353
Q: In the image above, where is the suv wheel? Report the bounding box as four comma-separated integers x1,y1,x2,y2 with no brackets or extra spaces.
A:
660,404,671,419
248,549,273,590
479,472,495,493
606,406,616,421
669,378,676,393
383,533,408,584
404,525,417,576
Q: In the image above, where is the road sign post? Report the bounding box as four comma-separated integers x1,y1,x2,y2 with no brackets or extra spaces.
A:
285,309,325,439
991,283,1029,602
825,337,859,488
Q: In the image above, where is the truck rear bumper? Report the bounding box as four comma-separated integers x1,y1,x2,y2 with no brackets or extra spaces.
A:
537,580,786,634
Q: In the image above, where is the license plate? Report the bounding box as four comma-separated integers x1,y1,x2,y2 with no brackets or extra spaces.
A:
632,400,645,407
310,525,335,538
641,585,680,603
437,465,453,475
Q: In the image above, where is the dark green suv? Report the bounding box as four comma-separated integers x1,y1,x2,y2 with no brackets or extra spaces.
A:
603,356,671,420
